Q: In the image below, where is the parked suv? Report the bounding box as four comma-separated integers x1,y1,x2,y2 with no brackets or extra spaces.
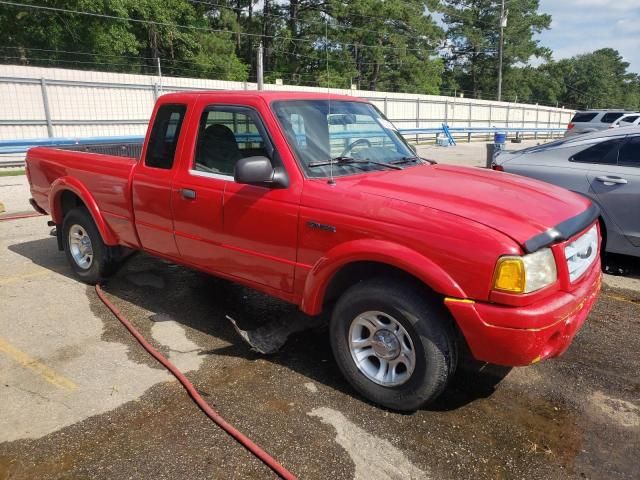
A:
611,114,640,129
565,110,637,137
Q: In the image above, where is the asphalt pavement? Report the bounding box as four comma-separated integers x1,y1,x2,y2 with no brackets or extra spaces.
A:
1,163,639,479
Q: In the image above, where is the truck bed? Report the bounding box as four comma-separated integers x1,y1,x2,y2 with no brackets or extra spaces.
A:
60,141,143,159
26,145,139,247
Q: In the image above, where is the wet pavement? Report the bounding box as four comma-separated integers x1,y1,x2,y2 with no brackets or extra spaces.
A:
1,228,639,480
1,171,639,479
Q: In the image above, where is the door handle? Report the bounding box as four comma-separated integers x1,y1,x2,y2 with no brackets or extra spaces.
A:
595,176,627,185
179,188,197,200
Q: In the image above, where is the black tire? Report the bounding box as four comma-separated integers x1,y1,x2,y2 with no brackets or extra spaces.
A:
62,207,119,284
330,278,457,411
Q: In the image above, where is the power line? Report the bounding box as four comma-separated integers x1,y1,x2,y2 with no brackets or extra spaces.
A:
270,43,497,66
0,45,476,76
0,51,240,78
0,1,441,54
0,55,148,69
1,46,175,63
0,46,225,69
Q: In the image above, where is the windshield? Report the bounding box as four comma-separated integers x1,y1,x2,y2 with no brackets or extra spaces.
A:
272,100,416,178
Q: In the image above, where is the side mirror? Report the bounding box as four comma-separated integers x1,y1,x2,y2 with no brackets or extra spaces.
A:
234,156,288,188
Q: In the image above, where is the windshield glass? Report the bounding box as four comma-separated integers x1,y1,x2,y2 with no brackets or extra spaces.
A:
272,100,416,178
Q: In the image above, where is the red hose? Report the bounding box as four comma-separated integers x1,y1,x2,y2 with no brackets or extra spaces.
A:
95,285,297,480
0,212,44,221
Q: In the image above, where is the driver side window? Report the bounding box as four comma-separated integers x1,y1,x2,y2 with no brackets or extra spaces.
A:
194,108,268,176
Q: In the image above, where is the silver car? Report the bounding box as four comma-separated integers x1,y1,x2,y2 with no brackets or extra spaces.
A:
493,127,640,258
611,114,640,129
565,110,637,137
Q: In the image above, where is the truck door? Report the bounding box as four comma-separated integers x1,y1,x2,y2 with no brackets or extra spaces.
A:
171,102,227,271
132,103,187,257
172,103,299,293
587,135,640,248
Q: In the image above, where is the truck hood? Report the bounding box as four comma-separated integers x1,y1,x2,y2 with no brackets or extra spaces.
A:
341,164,593,249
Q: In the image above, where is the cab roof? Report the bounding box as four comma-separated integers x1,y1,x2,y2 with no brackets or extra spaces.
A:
159,90,368,103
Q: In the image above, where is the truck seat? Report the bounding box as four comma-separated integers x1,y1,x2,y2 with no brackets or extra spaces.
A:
197,124,241,174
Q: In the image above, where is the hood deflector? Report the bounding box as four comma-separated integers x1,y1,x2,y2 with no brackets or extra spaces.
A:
523,204,600,253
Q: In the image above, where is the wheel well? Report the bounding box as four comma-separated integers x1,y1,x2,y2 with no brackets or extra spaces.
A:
322,261,466,361
59,190,85,220
323,261,434,309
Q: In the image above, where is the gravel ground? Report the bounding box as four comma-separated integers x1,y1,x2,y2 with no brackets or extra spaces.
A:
1,152,639,480
1,242,638,480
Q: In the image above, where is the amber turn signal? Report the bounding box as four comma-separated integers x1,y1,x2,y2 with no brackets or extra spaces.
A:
493,257,526,293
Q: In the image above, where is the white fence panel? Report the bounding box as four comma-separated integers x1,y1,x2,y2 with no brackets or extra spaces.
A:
0,64,574,142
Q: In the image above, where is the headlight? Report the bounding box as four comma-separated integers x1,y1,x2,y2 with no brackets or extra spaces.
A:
565,225,598,282
493,248,557,294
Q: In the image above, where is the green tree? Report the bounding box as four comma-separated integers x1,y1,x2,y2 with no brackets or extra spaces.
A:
560,49,638,109
323,0,445,93
494,49,640,110
0,0,248,80
437,0,551,99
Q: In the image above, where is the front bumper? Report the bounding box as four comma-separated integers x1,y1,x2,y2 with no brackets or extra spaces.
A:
445,262,602,366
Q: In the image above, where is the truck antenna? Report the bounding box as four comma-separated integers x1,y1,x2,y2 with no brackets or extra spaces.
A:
326,18,335,186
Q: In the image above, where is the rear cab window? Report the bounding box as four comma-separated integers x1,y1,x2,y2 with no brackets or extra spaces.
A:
145,104,187,169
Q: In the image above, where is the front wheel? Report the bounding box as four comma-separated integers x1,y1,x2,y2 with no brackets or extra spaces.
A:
62,207,119,284
330,278,457,411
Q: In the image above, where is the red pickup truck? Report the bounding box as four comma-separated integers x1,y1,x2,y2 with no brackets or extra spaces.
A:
26,91,602,410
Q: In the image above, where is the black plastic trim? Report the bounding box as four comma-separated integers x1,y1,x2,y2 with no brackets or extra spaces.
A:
56,224,63,251
523,203,600,253
29,198,47,215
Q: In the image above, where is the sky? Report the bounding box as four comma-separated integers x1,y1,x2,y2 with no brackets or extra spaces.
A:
535,0,640,72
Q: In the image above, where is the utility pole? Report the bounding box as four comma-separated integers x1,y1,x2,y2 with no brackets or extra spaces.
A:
257,42,264,90
156,57,162,95
497,0,507,102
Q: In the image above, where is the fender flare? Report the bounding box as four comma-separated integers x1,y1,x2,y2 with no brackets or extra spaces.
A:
50,176,119,245
300,239,466,316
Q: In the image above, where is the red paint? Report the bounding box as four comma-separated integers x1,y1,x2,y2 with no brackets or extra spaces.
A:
447,262,601,366
25,91,601,367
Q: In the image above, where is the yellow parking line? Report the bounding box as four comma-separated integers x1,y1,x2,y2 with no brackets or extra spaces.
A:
0,336,77,390
0,270,56,285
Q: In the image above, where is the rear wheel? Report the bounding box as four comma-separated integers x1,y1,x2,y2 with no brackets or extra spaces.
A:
330,278,457,411
62,207,119,284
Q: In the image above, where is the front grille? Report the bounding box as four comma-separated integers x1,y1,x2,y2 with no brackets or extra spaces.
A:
565,224,598,282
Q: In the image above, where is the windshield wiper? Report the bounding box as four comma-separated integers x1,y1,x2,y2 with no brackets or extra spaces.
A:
308,156,403,170
390,155,437,165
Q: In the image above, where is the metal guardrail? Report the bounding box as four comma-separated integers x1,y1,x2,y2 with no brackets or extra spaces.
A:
0,125,566,166
400,126,566,135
